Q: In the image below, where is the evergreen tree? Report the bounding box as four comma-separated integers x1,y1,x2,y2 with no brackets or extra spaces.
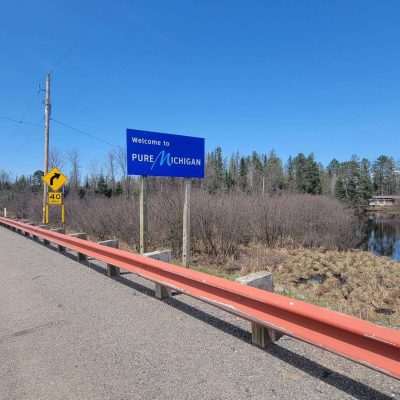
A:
239,157,248,192
31,170,44,193
372,155,397,195
115,181,123,196
96,174,112,197
293,153,307,192
358,158,373,203
304,154,321,194
334,176,346,201
251,151,264,192
334,157,361,204
206,147,225,193
264,150,284,193
286,156,296,192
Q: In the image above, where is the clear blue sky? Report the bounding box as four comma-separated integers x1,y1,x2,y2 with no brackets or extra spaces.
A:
0,0,399,177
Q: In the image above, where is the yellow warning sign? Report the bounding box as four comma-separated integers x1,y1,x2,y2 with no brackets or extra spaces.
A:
42,167,67,192
47,192,63,205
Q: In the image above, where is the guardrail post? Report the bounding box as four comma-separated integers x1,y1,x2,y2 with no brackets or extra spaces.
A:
38,225,50,245
13,218,21,233
51,227,66,252
26,222,39,240
98,239,120,277
144,250,172,299
22,220,32,237
3,208,6,217
69,233,88,262
236,271,282,348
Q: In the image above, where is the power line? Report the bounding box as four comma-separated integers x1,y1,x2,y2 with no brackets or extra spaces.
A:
1,115,120,148
0,116,42,127
51,118,119,148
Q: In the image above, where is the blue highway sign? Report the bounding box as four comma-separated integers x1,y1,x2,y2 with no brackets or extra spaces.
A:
126,129,205,178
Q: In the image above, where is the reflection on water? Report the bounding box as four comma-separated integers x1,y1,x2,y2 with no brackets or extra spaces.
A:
366,215,400,261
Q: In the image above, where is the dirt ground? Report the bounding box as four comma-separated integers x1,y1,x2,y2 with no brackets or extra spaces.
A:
191,246,400,328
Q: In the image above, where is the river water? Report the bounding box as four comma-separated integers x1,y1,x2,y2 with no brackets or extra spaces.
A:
365,214,400,261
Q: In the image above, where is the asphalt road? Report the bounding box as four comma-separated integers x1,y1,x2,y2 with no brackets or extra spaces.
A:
0,226,399,400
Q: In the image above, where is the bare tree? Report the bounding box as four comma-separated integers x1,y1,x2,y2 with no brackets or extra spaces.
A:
107,151,116,192
116,146,130,196
49,148,64,170
68,150,81,190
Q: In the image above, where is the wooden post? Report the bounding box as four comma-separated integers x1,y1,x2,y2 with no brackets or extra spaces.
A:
144,249,173,299
98,239,120,277
42,73,51,224
3,208,6,217
236,272,283,347
68,233,88,262
139,176,147,254
51,227,65,252
182,179,191,267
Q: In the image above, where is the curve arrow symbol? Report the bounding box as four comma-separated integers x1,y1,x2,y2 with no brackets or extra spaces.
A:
50,173,61,186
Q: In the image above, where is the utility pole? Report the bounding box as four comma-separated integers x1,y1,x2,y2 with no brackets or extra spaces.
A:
42,73,51,224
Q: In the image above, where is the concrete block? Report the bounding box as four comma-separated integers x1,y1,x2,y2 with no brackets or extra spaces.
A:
143,249,172,263
69,233,88,262
98,239,120,277
236,271,273,291
144,249,173,299
69,232,87,239
236,271,283,348
98,239,119,248
51,227,65,234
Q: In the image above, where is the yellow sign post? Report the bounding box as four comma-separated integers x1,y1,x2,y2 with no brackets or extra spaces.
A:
42,168,67,226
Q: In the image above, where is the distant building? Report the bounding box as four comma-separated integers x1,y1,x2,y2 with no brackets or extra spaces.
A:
368,195,400,208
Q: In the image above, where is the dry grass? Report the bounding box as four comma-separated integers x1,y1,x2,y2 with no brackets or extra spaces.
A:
195,246,400,327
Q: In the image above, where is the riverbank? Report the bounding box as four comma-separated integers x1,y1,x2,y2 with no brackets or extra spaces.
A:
190,246,400,328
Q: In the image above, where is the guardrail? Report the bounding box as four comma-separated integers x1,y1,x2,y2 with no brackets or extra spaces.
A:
0,216,399,381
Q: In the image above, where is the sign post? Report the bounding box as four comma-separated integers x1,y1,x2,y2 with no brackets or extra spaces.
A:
182,179,191,267
126,129,204,265
139,176,147,254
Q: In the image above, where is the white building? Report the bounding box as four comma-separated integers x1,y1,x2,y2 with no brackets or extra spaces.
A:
368,196,400,207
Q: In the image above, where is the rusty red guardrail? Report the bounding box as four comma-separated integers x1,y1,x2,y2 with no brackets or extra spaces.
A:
0,216,399,380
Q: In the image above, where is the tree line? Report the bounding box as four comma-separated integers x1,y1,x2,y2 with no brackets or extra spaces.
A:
206,149,399,205
1,148,399,206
